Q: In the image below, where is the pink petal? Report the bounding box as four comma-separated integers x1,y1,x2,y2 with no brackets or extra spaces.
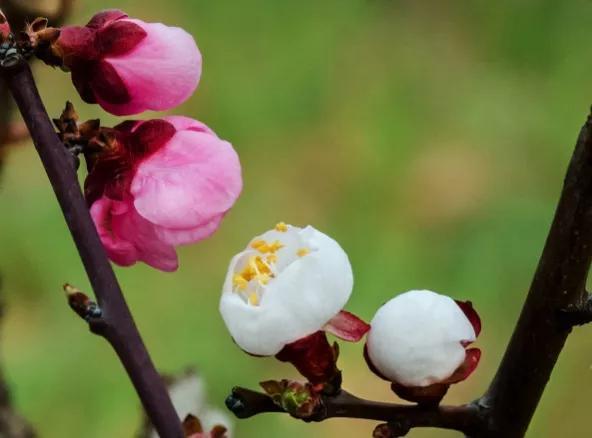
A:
90,197,138,266
324,310,370,342
154,214,224,246
90,196,179,272
164,116,215,135
131,128,242,230
0,11,11,39
455,300,481,337
97,20,201,116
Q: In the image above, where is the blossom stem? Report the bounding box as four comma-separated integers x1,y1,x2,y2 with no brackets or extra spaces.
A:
227,387,484,435
1,58,184,437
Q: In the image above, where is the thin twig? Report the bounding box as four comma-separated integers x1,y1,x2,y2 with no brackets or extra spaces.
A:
227,387,484,436
1,57,184,438
481,110,592,437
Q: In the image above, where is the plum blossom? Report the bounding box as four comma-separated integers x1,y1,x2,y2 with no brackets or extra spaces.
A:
365,290,481,404
219,223,368,356
146,371,231,438
48,9,201,115
88,116,242,272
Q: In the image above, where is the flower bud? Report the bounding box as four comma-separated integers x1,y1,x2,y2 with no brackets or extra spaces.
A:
88,116,242,271
220,224,362,356
48,9,201,115
365,290,481,405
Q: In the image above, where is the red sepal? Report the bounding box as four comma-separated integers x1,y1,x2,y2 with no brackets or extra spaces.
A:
128,119,176,156
444,348,481,384
390,381,449,407
86,9,128,30
324,310,370,342
455,300,481,337
91,60,131,105
96,20,147,57
275,331,341,392
83,120,175,204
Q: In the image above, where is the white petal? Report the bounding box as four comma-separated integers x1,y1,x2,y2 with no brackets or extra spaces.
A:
366,290,476,387
219,225,353,356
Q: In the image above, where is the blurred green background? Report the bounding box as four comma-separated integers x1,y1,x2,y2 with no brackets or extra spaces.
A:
1,0,592,436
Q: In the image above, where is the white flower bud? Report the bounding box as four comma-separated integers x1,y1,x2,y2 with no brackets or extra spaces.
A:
366,290,480,387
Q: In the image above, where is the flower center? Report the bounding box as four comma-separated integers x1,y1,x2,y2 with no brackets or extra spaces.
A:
232,223,311,307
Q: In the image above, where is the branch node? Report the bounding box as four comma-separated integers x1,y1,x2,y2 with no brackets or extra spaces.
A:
557,295,592,328
63,283,102,321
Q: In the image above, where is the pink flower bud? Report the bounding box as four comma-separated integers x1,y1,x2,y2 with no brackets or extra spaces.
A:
54,9,201,115
88,116,242,271
0,10,10,41
365,290,481,405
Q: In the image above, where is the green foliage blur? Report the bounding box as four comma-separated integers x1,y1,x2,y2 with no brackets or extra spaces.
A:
1,0,592,436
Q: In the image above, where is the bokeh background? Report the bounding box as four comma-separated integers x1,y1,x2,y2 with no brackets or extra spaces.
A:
1,0,592,436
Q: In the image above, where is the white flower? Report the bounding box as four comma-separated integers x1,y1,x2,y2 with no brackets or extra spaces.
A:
219,223,353,356
148,371,232,438
366,290,480,387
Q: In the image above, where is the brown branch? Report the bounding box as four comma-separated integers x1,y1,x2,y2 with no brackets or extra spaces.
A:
226,387,484,436
0,57,184,437
481,110,592,437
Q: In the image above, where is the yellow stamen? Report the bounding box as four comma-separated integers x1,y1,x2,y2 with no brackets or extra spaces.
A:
297,248,310,257
250,239,284,254
275,222,288,232
250,239,267,251
266,254,278,264
248,293,260,306
256,273,271,285
232,274,248,290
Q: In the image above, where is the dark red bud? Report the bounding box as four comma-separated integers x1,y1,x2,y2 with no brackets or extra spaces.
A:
275,331,341,393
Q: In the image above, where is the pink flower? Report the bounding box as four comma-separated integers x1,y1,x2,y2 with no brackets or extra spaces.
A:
365,290,481,405
0,9,10,41
88,116,242,271
53,9,201,115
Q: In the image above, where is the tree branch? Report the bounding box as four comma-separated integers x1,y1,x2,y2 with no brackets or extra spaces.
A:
226,387,484,436
0,58,184,438
481,110,592,437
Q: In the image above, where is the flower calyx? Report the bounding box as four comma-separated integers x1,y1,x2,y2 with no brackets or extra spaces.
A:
19,17,61,63
183,414,228,438
259,379,323,420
